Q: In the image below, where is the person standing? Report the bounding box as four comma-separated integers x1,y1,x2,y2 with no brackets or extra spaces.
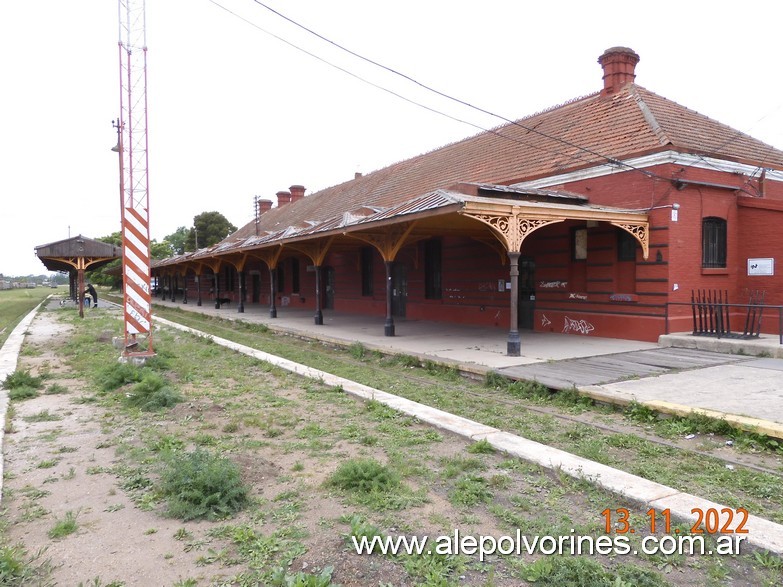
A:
85,283,98,308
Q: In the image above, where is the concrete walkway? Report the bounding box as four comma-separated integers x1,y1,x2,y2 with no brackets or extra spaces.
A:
0,300,46,495
149,298,783,437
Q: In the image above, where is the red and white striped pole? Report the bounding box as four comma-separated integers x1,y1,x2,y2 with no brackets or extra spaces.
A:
117,0,154,356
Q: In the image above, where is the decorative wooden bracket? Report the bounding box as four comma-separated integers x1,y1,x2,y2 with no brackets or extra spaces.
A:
610,221,649,260
286,236,336,266
346,221,418,262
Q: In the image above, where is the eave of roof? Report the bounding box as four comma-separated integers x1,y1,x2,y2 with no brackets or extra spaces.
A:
153,185,650,268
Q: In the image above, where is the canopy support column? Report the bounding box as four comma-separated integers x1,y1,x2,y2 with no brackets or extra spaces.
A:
507,252,521,356
384,261,395,336
238,269,245,313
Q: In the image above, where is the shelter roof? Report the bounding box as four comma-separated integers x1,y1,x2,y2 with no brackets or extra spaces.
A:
35,235,121,273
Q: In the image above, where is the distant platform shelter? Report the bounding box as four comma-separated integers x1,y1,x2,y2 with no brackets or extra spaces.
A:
35,235,121,317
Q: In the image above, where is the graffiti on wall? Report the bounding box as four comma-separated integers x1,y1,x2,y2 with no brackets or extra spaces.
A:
569,292,588,300
609,293,634,302
563,316,595,335
541,314,551,328
539,281,568,289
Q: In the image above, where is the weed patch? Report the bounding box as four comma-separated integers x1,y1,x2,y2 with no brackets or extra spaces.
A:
124,373,183,411
327,458,400,494
0,544,51,585
466,438,495,454
159,449,249,521
3,369,44,401
48,511,79,539
519,556,671,586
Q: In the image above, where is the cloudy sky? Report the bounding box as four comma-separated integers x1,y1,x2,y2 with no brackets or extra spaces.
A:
2,0,782,276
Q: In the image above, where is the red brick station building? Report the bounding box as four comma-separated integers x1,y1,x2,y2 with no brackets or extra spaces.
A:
153,47,783,355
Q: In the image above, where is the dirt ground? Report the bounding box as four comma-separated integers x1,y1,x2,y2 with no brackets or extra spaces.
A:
2,305,779,587
2,308,514,586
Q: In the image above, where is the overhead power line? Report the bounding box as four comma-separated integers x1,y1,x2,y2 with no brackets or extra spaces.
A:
206,0,602,169
246,0,667,179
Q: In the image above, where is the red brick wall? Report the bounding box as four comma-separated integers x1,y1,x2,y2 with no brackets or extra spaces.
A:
166,163,783,341
737,199,783,311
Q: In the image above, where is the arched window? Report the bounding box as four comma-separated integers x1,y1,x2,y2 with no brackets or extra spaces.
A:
702,217,727,268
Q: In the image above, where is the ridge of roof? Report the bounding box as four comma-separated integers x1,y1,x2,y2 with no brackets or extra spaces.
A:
629,85,671,148
515,91,600,121
631,85,783,168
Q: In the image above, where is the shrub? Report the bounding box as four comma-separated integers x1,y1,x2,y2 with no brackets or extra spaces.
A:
2,370,43,391
8,387,38,401
159,449,249,521
327,458,400,494
3,370,43,400
124,373,183,411
96,362,144,392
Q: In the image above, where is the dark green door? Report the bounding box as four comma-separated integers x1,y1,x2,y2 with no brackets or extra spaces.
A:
391,264,407,318
518,257,535,330
323,267,335,310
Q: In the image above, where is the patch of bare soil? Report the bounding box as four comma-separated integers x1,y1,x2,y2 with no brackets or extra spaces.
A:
3,312,218,586
1,307,776,587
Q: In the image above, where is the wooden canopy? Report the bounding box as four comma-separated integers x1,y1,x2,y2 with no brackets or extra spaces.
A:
35,235,121,318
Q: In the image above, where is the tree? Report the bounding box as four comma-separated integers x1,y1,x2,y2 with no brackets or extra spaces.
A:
164,226,190,255
150,239,174,260
184,211,237,251
87,232,170,287
87,232,122,288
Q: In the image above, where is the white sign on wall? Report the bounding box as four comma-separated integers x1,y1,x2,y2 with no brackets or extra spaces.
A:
748,258,774,276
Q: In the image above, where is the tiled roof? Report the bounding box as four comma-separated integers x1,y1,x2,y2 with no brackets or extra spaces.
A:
229,84,783,242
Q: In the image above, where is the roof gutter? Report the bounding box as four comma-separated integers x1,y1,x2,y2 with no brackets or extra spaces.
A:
672,178,749,193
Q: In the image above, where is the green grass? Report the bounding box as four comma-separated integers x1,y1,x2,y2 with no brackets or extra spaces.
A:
518,556,671,586
148,307,783,522
48,511,79,539
0,543,51,585
22,301,779,586
466,438,495,454
449,474,492,507
0,288,52,348
23,409,61,423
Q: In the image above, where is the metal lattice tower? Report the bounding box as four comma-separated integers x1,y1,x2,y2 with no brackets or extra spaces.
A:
116,0,154,356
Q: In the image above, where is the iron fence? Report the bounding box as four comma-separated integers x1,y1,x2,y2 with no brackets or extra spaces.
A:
665,292,783,344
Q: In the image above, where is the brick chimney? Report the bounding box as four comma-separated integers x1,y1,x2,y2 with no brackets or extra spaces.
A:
598,47,640,97
257,198,273,216
276,190,291,207
289,184,306,203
